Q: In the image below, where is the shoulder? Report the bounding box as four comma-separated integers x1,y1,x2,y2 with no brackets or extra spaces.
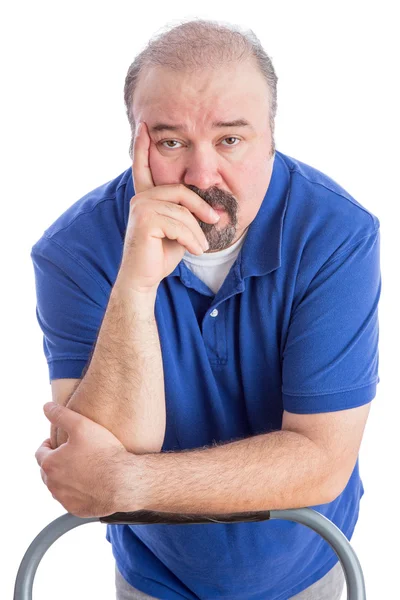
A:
30,167,132,292
34,166,132,243
276,151,380,268
279,151,379,231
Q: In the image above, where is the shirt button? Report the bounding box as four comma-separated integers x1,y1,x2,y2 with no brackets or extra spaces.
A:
210,309,219,317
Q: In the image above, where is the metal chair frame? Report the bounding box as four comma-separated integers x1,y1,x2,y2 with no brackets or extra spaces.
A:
14,507,366,599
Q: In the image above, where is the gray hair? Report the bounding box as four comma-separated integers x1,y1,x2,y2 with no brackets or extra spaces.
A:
123,18,278,159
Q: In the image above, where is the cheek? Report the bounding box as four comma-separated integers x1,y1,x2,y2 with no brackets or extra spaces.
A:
233,159,262,193
244,150,272,185
233,156,272,211
149,144,180,185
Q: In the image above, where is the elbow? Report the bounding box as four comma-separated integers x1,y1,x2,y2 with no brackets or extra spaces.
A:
116,423,165,456
123,437,164,455
115,425,165,455
325,465,355,504
322,476,348,505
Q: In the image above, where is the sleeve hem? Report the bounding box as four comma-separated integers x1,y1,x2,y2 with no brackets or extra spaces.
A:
282,380,378,413
49,359,89,383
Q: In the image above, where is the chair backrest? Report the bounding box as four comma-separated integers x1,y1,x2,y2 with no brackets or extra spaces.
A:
14,507,366,599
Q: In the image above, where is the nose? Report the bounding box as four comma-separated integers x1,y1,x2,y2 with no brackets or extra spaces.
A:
182,146,222,191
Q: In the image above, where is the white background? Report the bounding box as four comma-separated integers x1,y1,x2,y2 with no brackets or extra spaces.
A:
2,1,398,598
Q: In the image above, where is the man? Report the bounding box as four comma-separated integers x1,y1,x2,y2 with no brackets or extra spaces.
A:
32,18,380,600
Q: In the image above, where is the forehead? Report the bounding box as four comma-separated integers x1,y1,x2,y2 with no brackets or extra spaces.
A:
132,61,270,130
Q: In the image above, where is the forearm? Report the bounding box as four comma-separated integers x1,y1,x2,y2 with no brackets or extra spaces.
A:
122,430,335,514
57,281,165,454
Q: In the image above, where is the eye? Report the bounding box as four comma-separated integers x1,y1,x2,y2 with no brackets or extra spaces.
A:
160,140,183,149
221,137,241,147
159,137,241,150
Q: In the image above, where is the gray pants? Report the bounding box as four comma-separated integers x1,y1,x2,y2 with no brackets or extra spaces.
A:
115,560,345,599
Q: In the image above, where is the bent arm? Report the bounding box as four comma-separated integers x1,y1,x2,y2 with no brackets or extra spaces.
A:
120,429,337,514
56,282,165,455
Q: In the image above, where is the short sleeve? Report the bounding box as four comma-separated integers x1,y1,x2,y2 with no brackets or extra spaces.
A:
30,235,110,383
282,226,381,413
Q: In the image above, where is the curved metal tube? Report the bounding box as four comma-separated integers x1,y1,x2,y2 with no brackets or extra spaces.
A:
14,508,365,599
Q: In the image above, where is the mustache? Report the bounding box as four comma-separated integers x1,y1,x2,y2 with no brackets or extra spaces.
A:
185,184,238,212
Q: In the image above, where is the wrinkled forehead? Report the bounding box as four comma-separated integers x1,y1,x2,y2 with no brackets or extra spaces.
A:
132,63,270,129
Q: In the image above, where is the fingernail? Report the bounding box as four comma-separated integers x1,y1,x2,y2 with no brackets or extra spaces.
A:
137,122,142,136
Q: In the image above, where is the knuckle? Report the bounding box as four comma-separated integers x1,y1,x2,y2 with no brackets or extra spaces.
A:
40,468,47,485
42,458,53,475
131,202,150,222
47,479,57,494
130,193,150,209
130,195,144,209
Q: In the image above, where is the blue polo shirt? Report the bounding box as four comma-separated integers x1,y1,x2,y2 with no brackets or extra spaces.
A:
30,150,380,600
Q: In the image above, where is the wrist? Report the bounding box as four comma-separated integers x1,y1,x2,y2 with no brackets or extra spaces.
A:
117,452,152,513
112,278,157,312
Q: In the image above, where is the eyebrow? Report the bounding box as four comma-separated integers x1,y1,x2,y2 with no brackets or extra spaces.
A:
149,119,253,133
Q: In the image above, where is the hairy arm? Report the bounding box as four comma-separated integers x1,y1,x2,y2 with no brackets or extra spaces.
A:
120,429,337,514
56,283,165,455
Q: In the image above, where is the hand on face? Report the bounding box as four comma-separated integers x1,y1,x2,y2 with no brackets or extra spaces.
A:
115,121,221,295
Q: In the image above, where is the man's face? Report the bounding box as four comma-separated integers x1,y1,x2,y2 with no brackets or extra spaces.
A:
132,59,275,252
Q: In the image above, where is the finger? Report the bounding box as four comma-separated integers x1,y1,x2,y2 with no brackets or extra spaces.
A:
132,121,155,194
40,467,48,486
136,184,220,225
146,199,211,252
35,439,52,466
42,402,84,439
